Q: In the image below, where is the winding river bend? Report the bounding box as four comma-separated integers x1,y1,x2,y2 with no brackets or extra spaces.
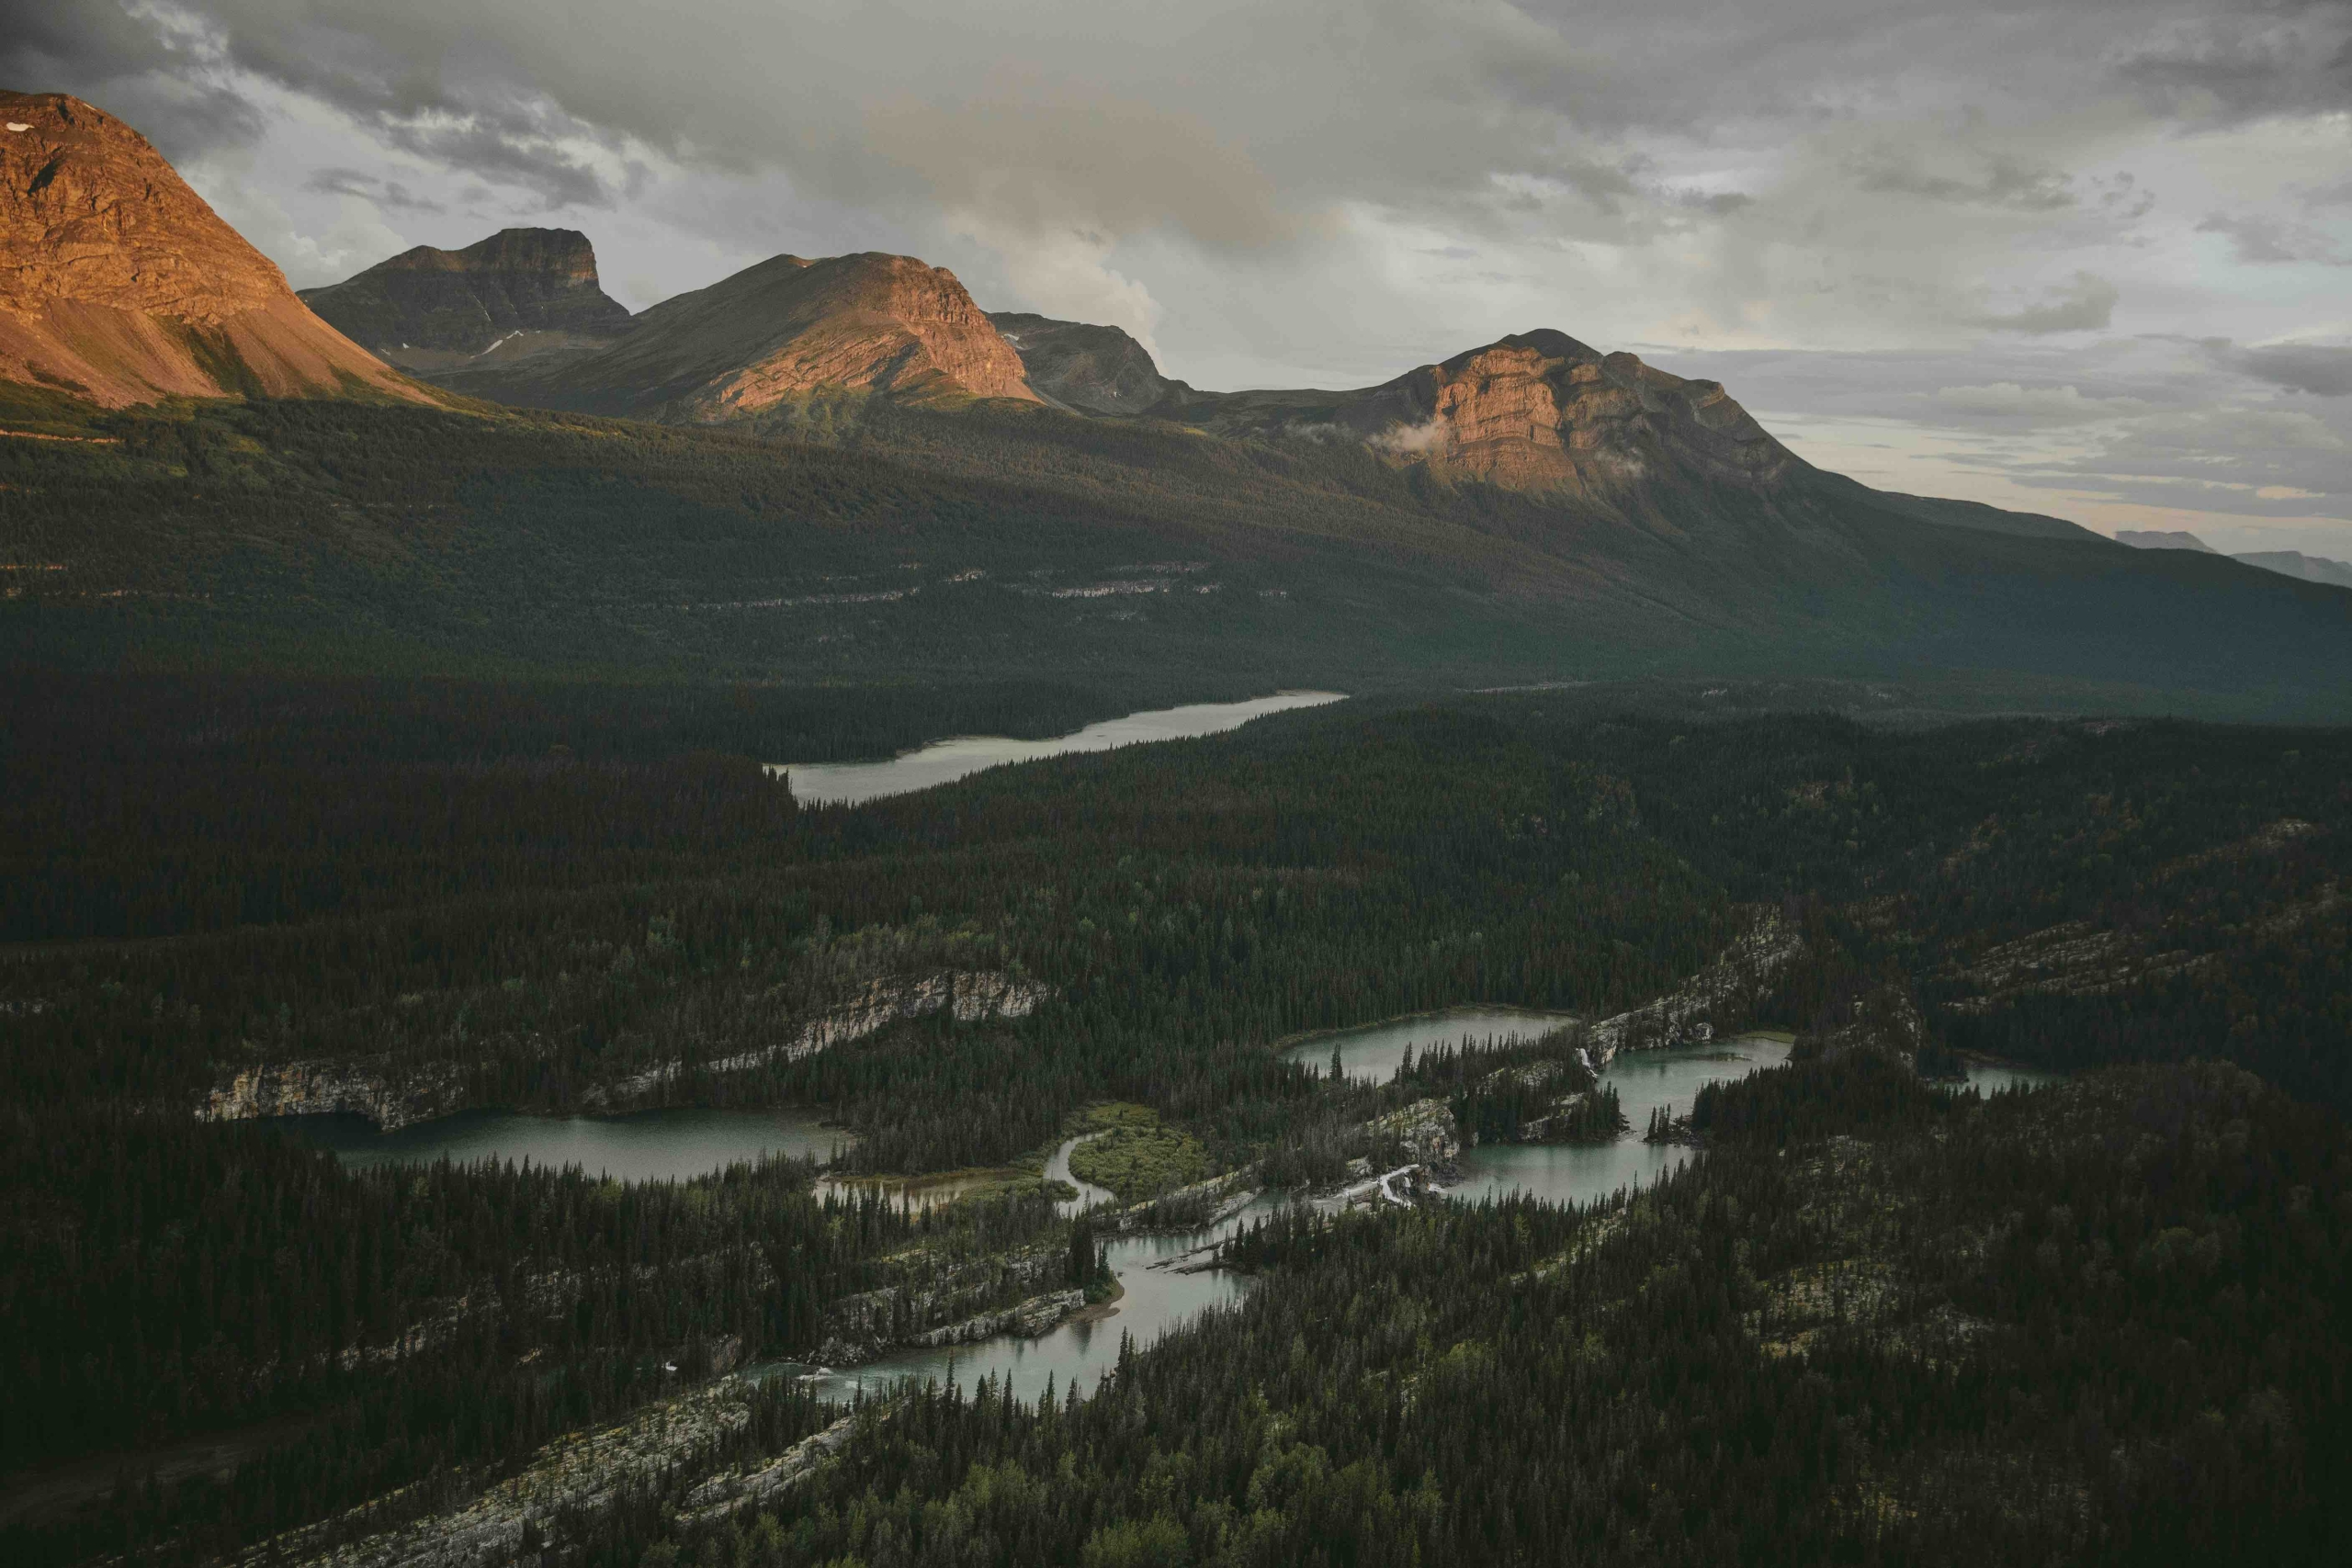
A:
287,1010,2055,1407
775,692,1345,806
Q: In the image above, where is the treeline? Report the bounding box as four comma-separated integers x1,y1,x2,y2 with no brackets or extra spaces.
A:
10,685,2352,1184
1384,1025,1623,1145
603,1061,2349,1568
0,698,1734,1173
0,1103,1058,1551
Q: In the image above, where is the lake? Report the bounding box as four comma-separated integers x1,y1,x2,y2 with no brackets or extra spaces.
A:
281,1107,851,1182
777,691,1346,806
1446,1035,1793,1206
1281,1007,1579,1084
758,1201,1272,1406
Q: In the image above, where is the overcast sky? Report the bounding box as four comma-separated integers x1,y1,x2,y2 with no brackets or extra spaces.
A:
12,1,2351,552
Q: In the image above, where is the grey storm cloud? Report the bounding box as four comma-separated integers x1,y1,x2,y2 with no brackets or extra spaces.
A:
1975,274,2121,335
304,166,447,215
2111,3,2352,123
2214,341,2352,396
9,0,2342,243
2197,211,2350,264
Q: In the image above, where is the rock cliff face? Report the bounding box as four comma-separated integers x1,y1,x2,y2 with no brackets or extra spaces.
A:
0,90,422,407
1175,328,1799,499
988,310,1179,413
1592,908,1804,1060
485,250,1039,419
256,1379,865,1568
623,969,1049,1095
299,227,632,368
198,1055,469,1131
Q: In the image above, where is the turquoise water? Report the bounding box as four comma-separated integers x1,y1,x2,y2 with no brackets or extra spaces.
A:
777,692,1345,806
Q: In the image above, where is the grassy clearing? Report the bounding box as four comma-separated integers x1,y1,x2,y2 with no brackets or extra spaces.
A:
1067,1104,1212,1200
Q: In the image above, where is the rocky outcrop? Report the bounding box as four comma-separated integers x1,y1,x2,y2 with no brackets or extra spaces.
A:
198,1055,469,1131
1792,985,1931,1071
988,310,1180,413
300,228,632,368
1364,1098,1461,1167
0,91,423,407
250,1380,864,1568
672,1407,872,1527
481,250,1038,419
1170,328,1799,500
907,1288,1084,1348
624,970,1048,1094
1592,909,1804,1061
813,1244,1069,1365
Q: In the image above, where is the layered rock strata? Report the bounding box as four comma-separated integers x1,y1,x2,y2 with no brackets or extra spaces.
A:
0,90,420,406
495,250,1039,418
1175,329,1800,499
198,1055,469,1131
299,227,633,368
1591,908,1804,1060
622,969,1047,1094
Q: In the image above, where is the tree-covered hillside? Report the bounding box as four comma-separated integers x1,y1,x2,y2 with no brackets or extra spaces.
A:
6,392,2352,716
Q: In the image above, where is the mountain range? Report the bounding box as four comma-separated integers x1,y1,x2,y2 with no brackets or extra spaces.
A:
2115,528,2352,590
6,89,2352,717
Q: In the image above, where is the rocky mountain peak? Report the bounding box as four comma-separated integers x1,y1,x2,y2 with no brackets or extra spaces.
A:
458,248,1039,419
1389,330,1800,495
0,90,419,407
300,226,633,368
987,311,1179,414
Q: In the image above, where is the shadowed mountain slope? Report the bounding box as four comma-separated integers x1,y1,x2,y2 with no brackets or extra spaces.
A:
8,392,2352,719
987,310,1181,413
0,91,421,410
298,228,631,371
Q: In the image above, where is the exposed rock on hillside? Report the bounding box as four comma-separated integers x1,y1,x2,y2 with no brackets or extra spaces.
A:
299,227,632,369
1593,908,1804,1060
467,250,1038,418
1790,985,1932,1071
0,90,421,407
1171,329,1800,499
620,969,1049,1095
989,310,1180,413
248,1381,867,1568
198,1055,469,1131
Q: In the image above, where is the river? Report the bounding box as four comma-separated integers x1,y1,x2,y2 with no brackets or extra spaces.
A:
290,1022,2052,1408
775,691,1346,806
1045,1133,1118,1216
281,1107,850,1182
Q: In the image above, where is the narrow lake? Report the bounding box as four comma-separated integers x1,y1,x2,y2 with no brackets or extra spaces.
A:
1281,1007,1578,1083
760,1205,1271,1406
776,691,1345,806
281,1107,850,1182
1446,1036,1792,1206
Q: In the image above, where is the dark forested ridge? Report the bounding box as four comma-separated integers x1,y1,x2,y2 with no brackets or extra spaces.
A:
596,1062,2351,1568
6,673,2352,1565
6,390,2352,715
